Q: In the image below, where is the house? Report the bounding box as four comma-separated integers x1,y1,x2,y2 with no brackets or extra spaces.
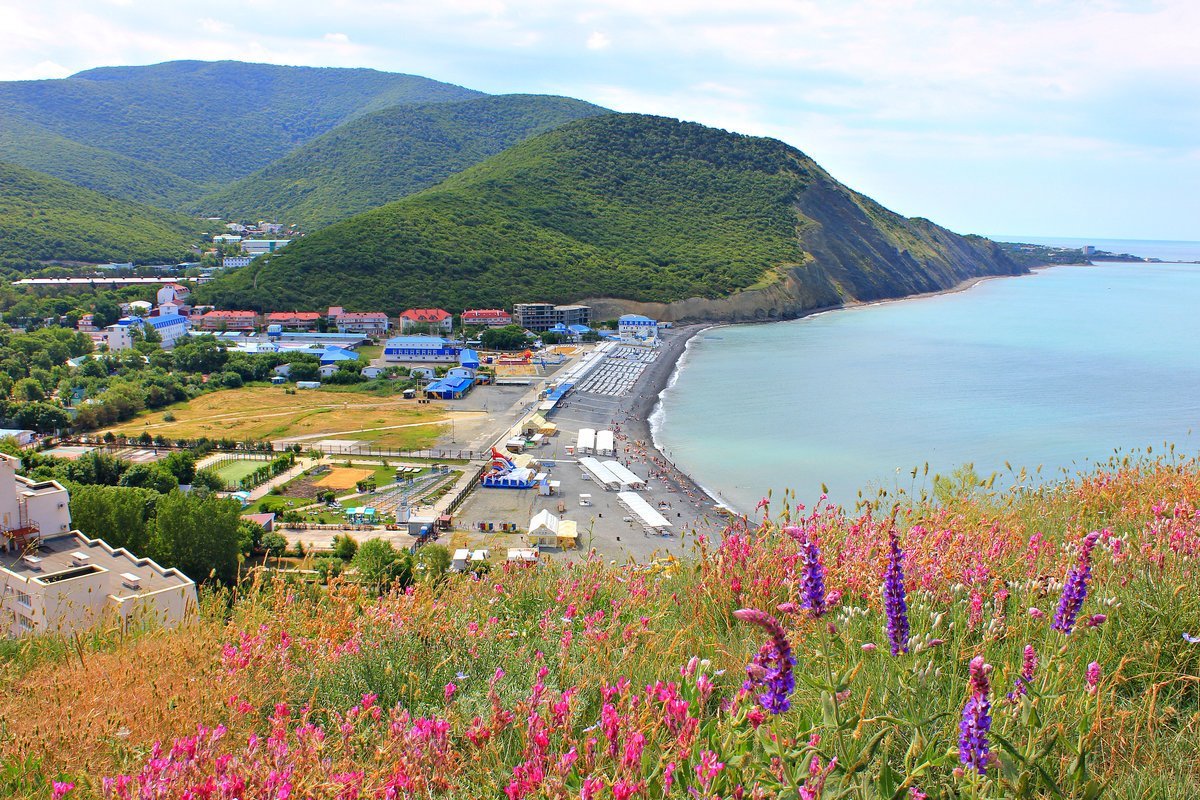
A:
242,239,291,256
103,324,133,352
458,349,481,370
121,314,191,349
619,314,658,339
361,366,385,379
461,309,512,328
226,223,247,233
318,364,339,378
272,364,292,377
266,311,320,331
240,512,275,532
195,310,257,331
399,308,453,334
513,303,591,332
384,336,461,363
0,454,196,638
0,429,35,447
76,313,97,332
259,222,285,234
334,312,391,336
318,346,359,365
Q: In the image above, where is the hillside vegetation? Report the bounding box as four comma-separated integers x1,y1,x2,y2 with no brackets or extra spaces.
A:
197,95,610,229
2,456,1198,797
0,60,482,200
198,114,1020,316
0,161,202,267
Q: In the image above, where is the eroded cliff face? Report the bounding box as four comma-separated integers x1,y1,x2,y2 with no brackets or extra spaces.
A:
582,174,1025,324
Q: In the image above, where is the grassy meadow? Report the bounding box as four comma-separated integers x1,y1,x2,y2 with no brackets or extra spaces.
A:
104,385,448,447
2,455,1199,798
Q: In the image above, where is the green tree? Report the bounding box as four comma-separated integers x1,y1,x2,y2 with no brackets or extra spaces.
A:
149,490,241,584
118,463,179,494
92,298,121,329
66,484,156,554
12,378,45,402
261,531,288,556
332,534,358,561
414,543,451,581
352,538,412,593
481,325,532,351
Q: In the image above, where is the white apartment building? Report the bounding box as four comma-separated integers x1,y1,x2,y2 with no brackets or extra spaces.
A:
0,455,196,638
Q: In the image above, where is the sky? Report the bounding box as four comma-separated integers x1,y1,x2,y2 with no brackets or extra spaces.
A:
1,0,1197,241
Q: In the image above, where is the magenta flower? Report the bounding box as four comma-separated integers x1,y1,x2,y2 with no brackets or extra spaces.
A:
1051,531,1101,634
734,608,795,714
52,782,75,800
959,656,993,775
1086,661,1102,695
882,531,910,655
1007,645,1038,703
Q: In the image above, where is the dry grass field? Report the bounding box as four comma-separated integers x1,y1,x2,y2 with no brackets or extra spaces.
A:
313,467,375,489
105,386,449,445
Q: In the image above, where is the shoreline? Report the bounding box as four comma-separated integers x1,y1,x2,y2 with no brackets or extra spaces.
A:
623,265,1060,516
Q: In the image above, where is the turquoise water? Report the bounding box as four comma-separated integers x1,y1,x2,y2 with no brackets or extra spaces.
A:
654,258,1200,512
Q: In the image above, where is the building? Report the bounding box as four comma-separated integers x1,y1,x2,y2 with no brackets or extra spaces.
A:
157,283,191,306
135,314,191,349
399,308,453,334
223,256,253,268
461,309,512,329
0,430,35,447
212,234,242,245
513,303,591,332
334,312,391,336
196,310,258,331
527,509,578,549
618,314,658,339
0,454,196,637
259,222,285,235
242,239,291,256
266,311,321,331
383,336,462,363
103,324,133,352
76,313,97,332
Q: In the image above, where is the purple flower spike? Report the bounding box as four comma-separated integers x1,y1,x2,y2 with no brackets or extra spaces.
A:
882,531,910,655
799,539,827,618
734,608,796,714
959,656,993,775
1051,531,1101,634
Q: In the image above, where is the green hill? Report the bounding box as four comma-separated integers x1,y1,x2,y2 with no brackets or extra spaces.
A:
197,114,1022,317
0,161,202,267
196,94,610,229
0,60,483,199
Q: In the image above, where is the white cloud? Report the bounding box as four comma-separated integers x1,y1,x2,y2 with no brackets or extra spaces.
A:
586,31,610,50
324,32,350,43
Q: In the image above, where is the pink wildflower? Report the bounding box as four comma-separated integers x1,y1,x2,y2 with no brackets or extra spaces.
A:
52,782,74,800
444,683,457,701
695,749,724,786
1086,662,1102,694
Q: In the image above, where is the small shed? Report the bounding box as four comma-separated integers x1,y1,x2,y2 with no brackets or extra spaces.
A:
451,548,470,572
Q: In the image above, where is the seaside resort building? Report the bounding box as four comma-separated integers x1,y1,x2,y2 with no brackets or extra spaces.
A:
513,303,591,332
383,336,462,363
0,455,196,638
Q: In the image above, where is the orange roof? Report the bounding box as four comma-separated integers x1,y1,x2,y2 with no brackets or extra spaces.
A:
400,308,451,321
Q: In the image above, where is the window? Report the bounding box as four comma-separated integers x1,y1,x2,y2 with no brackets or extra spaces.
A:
16,591,31,608
18,615,33,633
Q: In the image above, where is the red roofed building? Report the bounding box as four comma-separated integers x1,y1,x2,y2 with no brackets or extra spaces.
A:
334,311,391,336
461,309,512,329
266,311,321,330
399,308,453,334
196,310,258,331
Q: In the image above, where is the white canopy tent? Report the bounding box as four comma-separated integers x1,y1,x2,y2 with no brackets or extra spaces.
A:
576,428,596,454
578,457,622,490
595,429,616,456
617,491,672,529
602,460,646,490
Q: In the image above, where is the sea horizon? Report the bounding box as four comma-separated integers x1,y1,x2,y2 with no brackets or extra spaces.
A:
654,255,1200,513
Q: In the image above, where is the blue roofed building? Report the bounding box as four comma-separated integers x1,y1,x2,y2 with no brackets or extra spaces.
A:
319,346,360,364
618,314,658,340
458,348,481,370
423,374,474,399
117,313,190,349
384,336,462,363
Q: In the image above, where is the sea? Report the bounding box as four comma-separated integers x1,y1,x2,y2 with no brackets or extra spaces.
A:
652,238,1200,513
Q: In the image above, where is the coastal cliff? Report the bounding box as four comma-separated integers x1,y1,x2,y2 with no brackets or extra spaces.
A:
197,113,1024,319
